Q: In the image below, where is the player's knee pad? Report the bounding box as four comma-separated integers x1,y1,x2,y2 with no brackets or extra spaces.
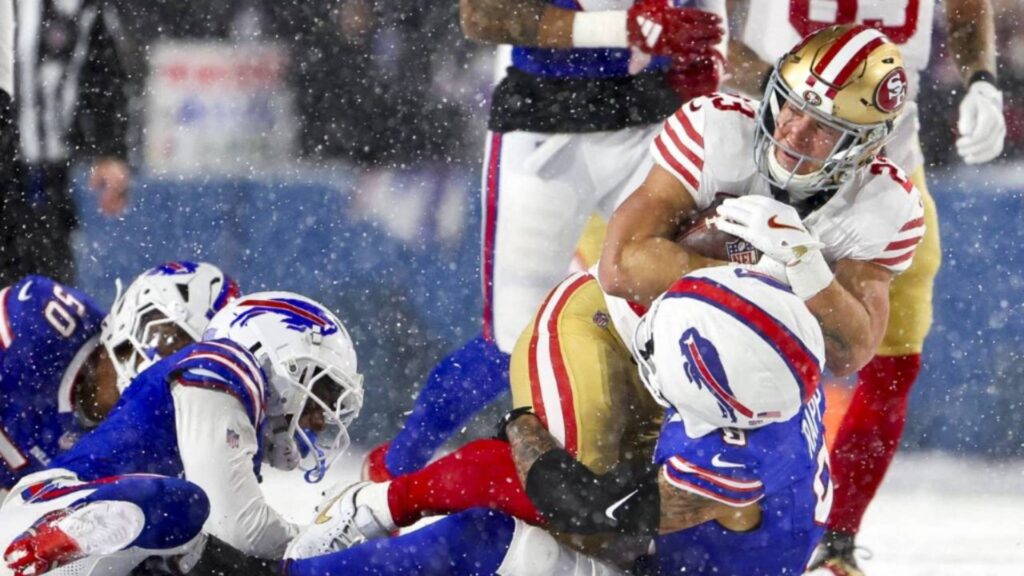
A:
495,520,626,576
489,172,589,352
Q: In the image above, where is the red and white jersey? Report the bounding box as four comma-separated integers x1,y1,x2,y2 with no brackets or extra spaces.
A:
652,93,926,272
603,92,925,354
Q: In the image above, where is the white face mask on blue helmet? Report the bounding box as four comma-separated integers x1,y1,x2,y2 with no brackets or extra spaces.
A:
204,291,364,483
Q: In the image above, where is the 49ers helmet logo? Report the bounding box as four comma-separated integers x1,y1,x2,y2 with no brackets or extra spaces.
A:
876,68,908,113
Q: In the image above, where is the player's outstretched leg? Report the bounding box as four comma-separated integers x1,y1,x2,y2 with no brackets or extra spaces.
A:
3,475,209,576
284,509,515,576
294,439,543,560
380,334,510,478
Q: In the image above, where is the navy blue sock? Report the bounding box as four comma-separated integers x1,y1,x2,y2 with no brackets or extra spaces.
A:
285,509,515,576
386,334,510,475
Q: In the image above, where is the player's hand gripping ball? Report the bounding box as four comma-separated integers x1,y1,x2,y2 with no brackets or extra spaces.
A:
676,195,762,264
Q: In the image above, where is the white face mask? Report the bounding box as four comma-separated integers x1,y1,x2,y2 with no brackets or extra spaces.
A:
766,145,825,201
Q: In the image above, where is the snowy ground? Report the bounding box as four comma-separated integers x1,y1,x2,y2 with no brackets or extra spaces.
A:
262,450,1024,575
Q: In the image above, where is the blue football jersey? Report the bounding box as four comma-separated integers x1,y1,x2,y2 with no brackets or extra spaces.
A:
51,339,268,482
0,277,105,489
512,0,671,78
650,388,831,575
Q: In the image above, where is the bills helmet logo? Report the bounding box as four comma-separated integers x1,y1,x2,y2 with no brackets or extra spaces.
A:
232,298,339,335
679,328,754,423
148,261,200,276
876,68,908,113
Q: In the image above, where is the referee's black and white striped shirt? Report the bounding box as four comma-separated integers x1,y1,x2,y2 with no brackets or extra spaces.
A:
14,0,129,164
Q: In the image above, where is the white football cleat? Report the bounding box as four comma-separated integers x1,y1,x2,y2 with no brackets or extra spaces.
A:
285,481,395,560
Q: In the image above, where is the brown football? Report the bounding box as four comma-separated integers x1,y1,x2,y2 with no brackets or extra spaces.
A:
676,195,762,264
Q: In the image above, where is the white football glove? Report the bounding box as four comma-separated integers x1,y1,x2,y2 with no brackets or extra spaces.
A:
957,80,1005,164
285,481,394,560
712,195,823,265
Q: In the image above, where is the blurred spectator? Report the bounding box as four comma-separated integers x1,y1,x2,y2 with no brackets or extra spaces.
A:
2,0,134,286
259,0,472,166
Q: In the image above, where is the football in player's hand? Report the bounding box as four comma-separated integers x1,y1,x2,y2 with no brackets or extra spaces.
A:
676,195,763,264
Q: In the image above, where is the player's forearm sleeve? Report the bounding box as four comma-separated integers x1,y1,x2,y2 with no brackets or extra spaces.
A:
525,449,660,537
173,385,299,559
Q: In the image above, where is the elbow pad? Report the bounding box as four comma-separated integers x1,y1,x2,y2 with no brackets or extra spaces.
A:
525,449,660,538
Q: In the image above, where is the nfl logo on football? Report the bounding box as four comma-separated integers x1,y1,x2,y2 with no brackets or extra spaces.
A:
726,239,759,264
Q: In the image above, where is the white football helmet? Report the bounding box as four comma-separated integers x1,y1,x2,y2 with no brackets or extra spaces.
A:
633,266,825,437
100,261,241,391
204,291,364,483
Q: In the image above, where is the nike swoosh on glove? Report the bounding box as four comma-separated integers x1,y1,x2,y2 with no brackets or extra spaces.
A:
712,195,823,265
957,80,1005,164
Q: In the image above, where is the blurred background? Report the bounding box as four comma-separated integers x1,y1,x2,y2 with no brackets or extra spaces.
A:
49,0,1024,459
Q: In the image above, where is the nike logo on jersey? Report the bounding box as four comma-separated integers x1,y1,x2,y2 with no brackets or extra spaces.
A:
767,215,803,231
17,281,33,301
711,454,745,469
605,489,639,521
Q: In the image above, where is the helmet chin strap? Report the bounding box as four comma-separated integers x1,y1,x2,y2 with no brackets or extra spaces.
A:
766,146,824,201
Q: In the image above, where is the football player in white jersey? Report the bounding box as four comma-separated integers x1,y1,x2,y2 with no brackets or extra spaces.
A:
599,19,927,563
724,2,1002,573
370,0,730,482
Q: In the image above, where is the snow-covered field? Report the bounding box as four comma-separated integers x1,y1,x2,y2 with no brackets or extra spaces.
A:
263,451,1024,574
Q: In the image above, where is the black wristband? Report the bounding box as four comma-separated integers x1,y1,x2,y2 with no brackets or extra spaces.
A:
968,70,997,87
495,406,534,442
526,449,661,538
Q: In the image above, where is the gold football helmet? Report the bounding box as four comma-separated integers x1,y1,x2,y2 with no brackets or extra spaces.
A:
753,24,909,194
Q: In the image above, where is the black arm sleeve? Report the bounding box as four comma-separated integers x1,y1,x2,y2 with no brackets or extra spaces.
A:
524,448,661,538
